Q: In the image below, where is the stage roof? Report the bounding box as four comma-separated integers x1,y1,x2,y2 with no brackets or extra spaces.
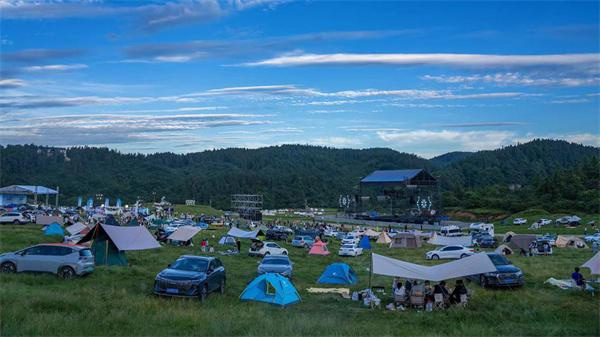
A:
0,185,58,195
360,169,435,186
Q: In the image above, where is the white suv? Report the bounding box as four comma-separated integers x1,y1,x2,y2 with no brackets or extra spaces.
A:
513,218,527,225
248,241,288,257
0,212,29,225
339,244,363,257
341,234,360,245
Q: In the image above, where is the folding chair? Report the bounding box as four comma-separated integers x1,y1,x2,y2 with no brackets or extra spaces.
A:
410,295,425,309
434,293,444,309
458,294,468,307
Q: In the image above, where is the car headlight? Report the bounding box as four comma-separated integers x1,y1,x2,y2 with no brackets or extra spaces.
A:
484,272,498,277
515,271,524,277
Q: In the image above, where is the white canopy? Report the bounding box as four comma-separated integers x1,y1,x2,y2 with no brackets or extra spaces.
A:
65,222,87,235
226,227,263,239
364,229,380,238
428,233,472,247
581,252,600,275
371,252,497,282
100,224,161,251
167,226,201,242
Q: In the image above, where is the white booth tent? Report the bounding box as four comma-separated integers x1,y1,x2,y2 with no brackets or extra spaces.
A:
167,226,201,242
226,227,263,239
428,233,472,247
581,252,600,275
371,253,496,282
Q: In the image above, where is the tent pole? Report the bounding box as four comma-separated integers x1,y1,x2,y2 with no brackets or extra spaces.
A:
369,252,373,290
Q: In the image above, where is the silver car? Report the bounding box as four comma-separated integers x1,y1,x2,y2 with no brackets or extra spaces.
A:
0,243,94,279
257,254,293,278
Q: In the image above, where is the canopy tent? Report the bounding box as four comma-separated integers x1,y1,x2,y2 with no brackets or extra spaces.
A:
65,222,87,235
581,252,600,275
43,222,64,236
77,224,160,265
495,244,514,256
167,226,201,242
556,235,588,249
309,240,330,255
358,235,372,250
37,215,63,225
502,231,517,242
317,263,358,285
507,234,537,251
218,235,236,246
363,229,380,238
371,252,497,282
428,233,472,247
376,231,392,244
240,273,301,307
226,227,264,239
389,233,421,248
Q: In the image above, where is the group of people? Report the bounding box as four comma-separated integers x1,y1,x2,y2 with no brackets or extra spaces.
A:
392,278,468,311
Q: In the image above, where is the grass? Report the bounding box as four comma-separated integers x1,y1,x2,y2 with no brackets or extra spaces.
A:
1,224,599,336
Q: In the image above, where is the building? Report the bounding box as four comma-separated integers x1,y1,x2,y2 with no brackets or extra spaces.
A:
0,185,58,206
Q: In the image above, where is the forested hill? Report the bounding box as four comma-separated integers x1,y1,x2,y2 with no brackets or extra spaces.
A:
0,140,597,212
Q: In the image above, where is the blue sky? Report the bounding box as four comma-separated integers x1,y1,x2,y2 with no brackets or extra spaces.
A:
0,0,598,158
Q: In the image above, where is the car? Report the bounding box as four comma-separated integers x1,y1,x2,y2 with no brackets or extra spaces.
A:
584,233,600,243
540,234,557,246
154,255,226,301
440,225,462,237
338,243,363,257
425,245,474,260
324,229,339,237
0,243,94,279
468,253,524,288
335,232,347,240
272,225,293,234
476,235,497,248
248,240,288,257
0,212,29,224
341,234,360,245
531,239,553,255
537,218,552,226
265,229,289,241
291,235,314,248
257,254,293,277
513,218,527,225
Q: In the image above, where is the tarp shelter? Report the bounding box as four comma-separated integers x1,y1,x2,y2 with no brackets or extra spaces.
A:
495,244,514,256
358,235,372,249
376,231,392,244
78,224,160,265
44,222,64,236
503,231,517,242
227,227,264,239
581,252,600,275
105,215,119,226
65,222,87,235
309,240,330,255
428,233,472,247
37,215,63,225
0,185,58,206
364,229,380,239
371,252,497,282
167,226,201,242
556,235,588,249
317,263,358,285
218,235,236,246
507,234,537,251
389,233,421,248
240,273,301,307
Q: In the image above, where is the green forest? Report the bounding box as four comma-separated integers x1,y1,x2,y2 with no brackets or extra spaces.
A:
0,139,598,213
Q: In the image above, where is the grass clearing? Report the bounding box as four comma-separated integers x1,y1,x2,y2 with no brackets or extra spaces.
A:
0,224,598,336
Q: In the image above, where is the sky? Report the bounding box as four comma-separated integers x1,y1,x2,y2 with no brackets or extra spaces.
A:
0,0,599,158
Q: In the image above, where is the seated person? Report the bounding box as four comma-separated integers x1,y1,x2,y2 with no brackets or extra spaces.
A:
572,267,586,289
394,282,406,303
450,279,468,304
410,280,425,297
434,281,450,302
423,280,434,303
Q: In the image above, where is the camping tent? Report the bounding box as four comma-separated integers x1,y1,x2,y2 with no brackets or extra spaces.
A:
240,273,301,307
105,215,119,226
495,244,514,256
167,226,201,242
389,233,421,248
358,235,372,249
44,222,64,236
227,227,263,239
77,224,160,265
218,235,236,246
502,231,517,242
556,235,587,248
376,231,392,244
507,234,537,251
371,252,497,282
581,252,600,275
428,233,472,247
65,222,87,235
309,240,330,255
317,263,358,285
363,229,380,239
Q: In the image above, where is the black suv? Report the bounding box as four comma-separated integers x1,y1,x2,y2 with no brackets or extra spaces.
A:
266,229,289,241
154,256,226,301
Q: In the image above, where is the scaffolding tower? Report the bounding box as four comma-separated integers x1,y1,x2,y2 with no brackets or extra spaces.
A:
231,194,263,220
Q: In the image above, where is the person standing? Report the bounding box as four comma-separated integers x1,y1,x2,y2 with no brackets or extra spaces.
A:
236,239,241,252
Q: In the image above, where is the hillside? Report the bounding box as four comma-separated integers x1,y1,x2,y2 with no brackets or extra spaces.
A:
430,151,473,167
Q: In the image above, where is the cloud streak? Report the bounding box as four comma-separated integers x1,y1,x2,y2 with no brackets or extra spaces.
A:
422,72,600,87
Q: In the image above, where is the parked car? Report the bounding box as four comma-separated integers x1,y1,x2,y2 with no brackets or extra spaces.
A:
468,253,524,288
0,212,29,224
335,232,347,240
425,245,474,260
537,218,552,226
584,233,600,243
265,229,289,241
154,255,226,301
291,235,315,248
341,234,360,245
257,254,293,277
540,234,557,246
531,239,553,255
324,229,339,237
248,240,288,257
338,243,363,257
475,234,497,248
513,218,527,225
0,243,94,279
272,225,293,234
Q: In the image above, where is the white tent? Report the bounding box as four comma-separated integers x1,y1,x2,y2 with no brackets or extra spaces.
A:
376,231,392,244
371,252,496,282
581,252,600,275
167,226,201,242
364,229,380,238
428,233,472,247
65,222,87,235
99,224,161,250
226,227,263,239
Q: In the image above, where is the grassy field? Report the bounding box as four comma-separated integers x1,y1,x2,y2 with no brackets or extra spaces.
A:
1,224,598,336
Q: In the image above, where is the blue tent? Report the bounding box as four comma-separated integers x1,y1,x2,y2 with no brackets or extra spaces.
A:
317,263,358,285
358,235,372,249
240,273,301,307
44,222,65,236
197,222,209,229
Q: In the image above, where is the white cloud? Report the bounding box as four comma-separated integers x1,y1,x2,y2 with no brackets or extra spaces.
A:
0,78,26,88
310,136,363,147
422,72,600,87
23,64,88,72
549,98,590,104
561,133,600,147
